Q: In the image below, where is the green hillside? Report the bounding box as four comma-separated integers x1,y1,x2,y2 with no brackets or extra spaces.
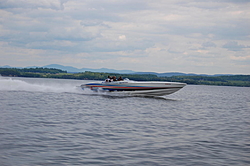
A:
1,68,249,87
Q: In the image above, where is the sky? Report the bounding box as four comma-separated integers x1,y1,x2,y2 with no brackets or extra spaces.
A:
0,0,250,74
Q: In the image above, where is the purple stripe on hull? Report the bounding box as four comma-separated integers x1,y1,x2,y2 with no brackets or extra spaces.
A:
87,85,180,92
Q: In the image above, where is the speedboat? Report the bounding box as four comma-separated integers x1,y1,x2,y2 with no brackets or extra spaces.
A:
80,79,186,97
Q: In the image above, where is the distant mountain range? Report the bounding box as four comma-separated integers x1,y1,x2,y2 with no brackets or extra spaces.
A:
43,64,135,74
1,64,135,74
1,64,233,77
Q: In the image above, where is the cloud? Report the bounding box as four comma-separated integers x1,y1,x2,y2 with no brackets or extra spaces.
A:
0,0,67,10
202,41,216,48
223,41,249,51
118,35,126,41
0,0,250,74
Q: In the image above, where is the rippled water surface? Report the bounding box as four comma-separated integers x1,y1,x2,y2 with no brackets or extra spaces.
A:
0,77,249,166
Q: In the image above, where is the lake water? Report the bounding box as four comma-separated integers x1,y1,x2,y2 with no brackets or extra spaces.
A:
0,77,249,166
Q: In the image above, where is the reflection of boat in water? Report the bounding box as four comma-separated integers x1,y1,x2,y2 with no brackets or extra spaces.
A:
80,79,186,97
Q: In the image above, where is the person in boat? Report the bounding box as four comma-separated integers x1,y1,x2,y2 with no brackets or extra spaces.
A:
118,76,123,81
112,76,117,81
105,76,112,82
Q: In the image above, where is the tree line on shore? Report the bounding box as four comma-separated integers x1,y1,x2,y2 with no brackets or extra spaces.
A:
0,67,250,87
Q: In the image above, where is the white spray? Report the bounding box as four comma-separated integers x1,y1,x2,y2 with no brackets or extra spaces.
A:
0,77,88,94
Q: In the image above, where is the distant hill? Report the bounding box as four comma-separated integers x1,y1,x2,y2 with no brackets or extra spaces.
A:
1,65,12,68
133,72,198,77
81,68,135,74
133,72,231,77
43,64,81,73
43,64,135,74
1,64,233,76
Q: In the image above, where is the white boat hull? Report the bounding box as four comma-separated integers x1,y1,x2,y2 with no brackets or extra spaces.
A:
81,80,186,97
123,87,184,96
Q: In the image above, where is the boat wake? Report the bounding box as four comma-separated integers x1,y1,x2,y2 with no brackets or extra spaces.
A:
0,77,80,93
0,77,130,97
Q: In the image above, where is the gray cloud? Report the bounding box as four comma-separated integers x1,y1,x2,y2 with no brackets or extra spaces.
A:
202,42,216,48
0,0,67,10
223,41,249,51
0,0,249,74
